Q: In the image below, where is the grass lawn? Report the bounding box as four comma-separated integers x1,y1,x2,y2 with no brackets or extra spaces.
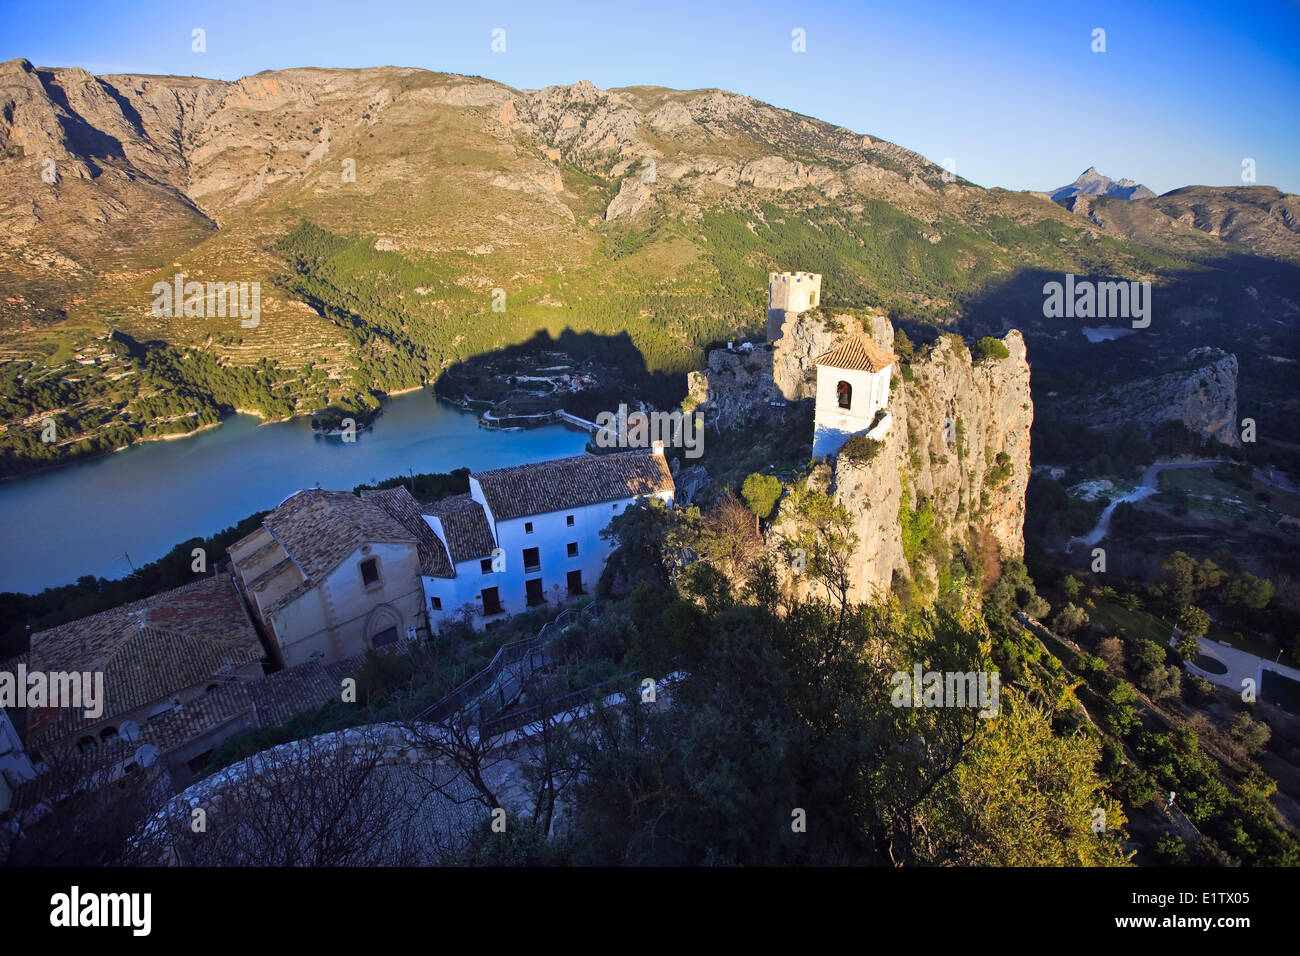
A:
1086,596,1172,645
1158,468,1292,523
1204,621,1275,659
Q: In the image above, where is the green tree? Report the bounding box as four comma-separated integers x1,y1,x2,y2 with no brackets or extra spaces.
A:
1225,712,1271,755
1052,603,1089,637
740,472,783,529
1177,605,1210,639
1221,573,1273,611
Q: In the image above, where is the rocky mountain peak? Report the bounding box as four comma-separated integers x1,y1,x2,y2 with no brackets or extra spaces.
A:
1052,166,1155,202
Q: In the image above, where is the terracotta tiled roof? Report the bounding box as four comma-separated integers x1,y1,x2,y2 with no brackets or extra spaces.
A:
424,494,498,564
260,489,415,582
12,659,344,811
815,332,896,373
473,451,674,523
361,486,455,578
23,575,265,746
244,660,341,727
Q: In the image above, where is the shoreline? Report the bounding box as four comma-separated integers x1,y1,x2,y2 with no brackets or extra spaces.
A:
1,385,436,483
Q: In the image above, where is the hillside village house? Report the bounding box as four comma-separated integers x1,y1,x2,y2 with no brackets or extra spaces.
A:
812,332,896,457
4,450,672,814
229,448,676,661
424,449,675,630
1,574,277,809
228,488,432,668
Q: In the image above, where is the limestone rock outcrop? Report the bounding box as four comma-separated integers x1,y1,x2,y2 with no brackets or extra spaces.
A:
824,328,1032,603
1056,346,1239,446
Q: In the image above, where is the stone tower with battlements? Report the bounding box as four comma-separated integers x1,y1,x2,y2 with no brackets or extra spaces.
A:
767,271,822,342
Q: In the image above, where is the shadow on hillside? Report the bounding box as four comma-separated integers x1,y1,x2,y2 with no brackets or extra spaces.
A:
35,69,127,173
433,328,687,419
945,253,1300,415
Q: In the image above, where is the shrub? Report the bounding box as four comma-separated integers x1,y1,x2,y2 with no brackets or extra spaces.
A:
1127,638,1166,674
1184,674,1216,703
972,337,1010,363
1140,663,1182,700
840,433,883,463
1052,602,1089,636
1226,712,1271,755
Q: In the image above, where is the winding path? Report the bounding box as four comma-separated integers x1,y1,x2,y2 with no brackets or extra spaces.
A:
1070,458,1220,549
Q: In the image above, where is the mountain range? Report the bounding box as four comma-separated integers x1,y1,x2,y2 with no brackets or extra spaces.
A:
1,57,1298,475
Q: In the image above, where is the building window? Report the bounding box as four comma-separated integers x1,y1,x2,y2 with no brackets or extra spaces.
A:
525,521,534,534
567,542,578,557
566,514,575,526
372,626,399,647
525,578,545,606
837,380,852,409
480,558,494,574
360,557,380,587
567,569,584,596
481,586,503,616
431,596,442,611
523,547,540,573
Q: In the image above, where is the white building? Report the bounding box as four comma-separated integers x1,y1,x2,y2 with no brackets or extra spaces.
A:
230,491,429,667
0,706,37,813
420,449,675,631
230,450,676,653
812,332,896,457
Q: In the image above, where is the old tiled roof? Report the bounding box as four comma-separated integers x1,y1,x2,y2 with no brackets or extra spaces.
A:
473,451,674,523
244,660,342,727
23,574,265,745
259,489,415,582
424,493,498,564
815,332,896,373
12,659,344,811
361,486,455,578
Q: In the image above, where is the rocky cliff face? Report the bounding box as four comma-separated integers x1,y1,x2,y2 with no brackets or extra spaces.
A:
693,311,1033,603
824,326,1032,603
685,310,842,428
1056,346,1240,446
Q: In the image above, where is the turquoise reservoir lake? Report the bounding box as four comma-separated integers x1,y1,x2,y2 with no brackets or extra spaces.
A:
0,389,590,595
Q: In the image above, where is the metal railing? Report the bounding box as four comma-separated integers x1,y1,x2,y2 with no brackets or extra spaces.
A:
417,601,599,725
479,670,637,738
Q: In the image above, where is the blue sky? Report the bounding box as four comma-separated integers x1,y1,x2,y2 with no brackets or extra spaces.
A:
3,0,1297,194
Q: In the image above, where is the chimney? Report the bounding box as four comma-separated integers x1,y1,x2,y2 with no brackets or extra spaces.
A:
652,439,664,456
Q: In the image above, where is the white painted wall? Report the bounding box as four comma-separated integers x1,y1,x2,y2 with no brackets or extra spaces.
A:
0,706,36,811
423,486,674,633
270,540,425,666
813,363,892,458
